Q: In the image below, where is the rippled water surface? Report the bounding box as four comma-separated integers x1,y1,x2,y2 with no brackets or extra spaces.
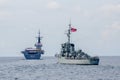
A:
0,56,120,80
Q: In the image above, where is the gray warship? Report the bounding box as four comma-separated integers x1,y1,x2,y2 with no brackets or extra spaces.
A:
21,31,44,59
56,23,99,65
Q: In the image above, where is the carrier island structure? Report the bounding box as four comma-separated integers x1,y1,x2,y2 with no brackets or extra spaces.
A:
21,31,44,59
56,23,99,65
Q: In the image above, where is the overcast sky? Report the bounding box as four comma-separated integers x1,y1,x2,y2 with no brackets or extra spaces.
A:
0,0,120,57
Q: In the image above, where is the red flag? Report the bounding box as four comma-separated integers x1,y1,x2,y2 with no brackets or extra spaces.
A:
71,27,77,32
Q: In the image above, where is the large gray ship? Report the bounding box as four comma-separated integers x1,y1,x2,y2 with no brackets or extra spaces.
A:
56,23,99,65
21,31,44,59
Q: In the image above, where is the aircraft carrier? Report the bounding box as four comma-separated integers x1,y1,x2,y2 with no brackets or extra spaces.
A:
21,31,44,59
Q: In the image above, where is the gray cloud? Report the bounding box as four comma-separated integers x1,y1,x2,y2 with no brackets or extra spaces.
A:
0,0,120,56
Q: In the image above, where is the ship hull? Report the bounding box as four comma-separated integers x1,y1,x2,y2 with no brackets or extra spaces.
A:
23,52,41,60
58,57,99,65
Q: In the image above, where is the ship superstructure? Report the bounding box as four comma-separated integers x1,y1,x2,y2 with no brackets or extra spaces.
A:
56,23,99,65
21,31,44,59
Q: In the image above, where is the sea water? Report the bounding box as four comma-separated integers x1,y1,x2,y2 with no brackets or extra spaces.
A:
0,56,120,80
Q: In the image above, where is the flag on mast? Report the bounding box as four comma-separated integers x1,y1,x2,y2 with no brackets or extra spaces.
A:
71,27,77,32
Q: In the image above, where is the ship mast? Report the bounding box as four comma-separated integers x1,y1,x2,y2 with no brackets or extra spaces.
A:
38,30,41,43
67,22,71,44
66,21,71,55
35,30,42,49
